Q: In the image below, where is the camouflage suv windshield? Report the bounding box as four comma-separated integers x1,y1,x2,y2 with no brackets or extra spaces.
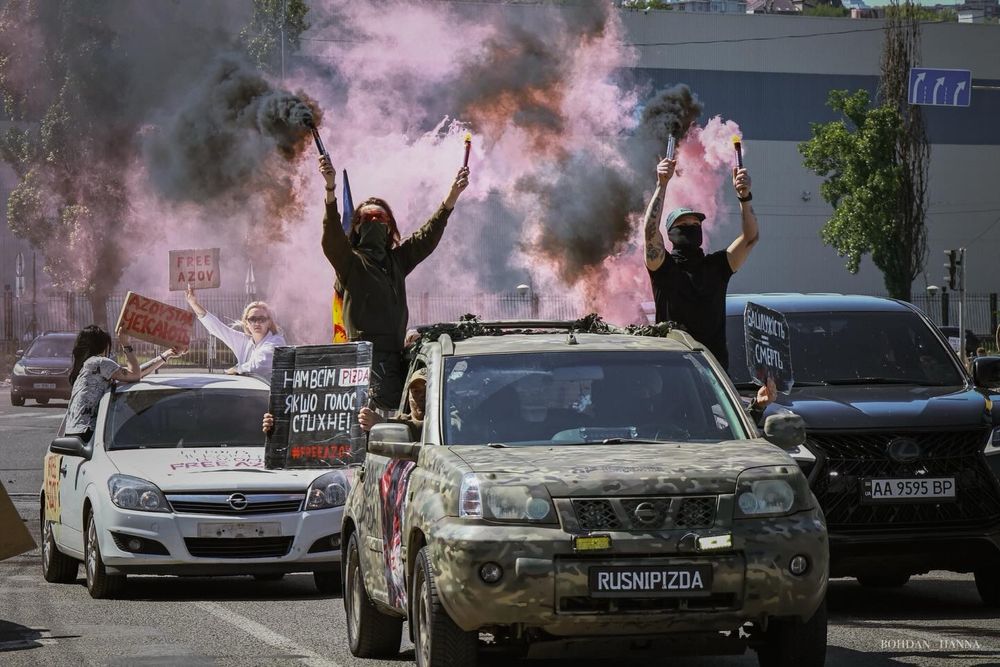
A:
443,351,745,446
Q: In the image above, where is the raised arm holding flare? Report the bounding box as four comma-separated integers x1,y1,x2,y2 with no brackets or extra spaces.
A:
725,167,759,272
643,156,761,373
319,154,469,410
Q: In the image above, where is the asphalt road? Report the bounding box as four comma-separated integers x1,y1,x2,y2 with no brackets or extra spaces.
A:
1,387,999,667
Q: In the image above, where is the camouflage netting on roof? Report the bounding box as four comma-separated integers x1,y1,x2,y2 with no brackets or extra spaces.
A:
411,313,676,355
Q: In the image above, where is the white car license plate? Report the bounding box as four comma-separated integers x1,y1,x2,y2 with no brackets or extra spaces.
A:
861,478,956,503
33,382,57,389
197,522,281,538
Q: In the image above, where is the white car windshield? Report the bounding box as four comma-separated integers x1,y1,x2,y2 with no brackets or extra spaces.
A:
104,388,269,450
443,351,746,446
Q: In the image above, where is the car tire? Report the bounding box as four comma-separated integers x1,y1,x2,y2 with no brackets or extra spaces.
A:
756,599,827,667
974,568,1000,607
36,397,49,405
314,569,342,595
344,532,402,658
412,546,478,667
84,512,125,599
11,394,24,406
253,573,285,582
857,573,910,588
41,518,78,584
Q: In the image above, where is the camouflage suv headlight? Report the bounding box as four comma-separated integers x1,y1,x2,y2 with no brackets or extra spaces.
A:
459,473,557,524
734,465,813,518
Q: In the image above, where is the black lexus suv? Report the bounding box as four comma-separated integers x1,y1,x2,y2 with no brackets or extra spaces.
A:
726,294,1000,605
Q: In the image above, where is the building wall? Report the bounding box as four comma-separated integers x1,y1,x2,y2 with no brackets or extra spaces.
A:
620,12,1000,295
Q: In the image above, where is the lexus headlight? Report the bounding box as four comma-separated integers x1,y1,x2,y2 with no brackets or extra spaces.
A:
459,474,556,524
305,470,349,510
734,466,812,518
108,474,170,513
12,362,25,376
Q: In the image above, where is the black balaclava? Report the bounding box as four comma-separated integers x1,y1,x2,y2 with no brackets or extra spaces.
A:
356,221,389,265
668,224,705,263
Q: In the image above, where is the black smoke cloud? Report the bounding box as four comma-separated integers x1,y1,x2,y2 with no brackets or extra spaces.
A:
636,83,704,161
518,154,642,284
144,57,320,204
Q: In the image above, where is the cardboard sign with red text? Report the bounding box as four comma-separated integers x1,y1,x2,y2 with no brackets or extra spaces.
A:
169,248,221,291
265,343,372,469
115,291,195,349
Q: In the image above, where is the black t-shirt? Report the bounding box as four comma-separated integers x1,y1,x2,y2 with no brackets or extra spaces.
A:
648,250,734,369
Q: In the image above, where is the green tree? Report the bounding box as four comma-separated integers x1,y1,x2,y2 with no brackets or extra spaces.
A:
0,0,133,329
241,0,311,75
799,0,929,301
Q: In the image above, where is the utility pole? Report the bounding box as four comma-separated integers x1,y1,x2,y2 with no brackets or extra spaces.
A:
958,247,966,367
30,251,38,339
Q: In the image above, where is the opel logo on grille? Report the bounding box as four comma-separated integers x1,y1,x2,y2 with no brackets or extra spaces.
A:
633,502,659,525
887,438,922,463
227,493,249,511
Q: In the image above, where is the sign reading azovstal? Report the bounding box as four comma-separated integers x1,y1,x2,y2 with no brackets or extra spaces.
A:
744,301,794,394
265,342,372,469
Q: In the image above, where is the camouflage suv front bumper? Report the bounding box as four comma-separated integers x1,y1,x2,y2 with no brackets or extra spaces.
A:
428,507,828,636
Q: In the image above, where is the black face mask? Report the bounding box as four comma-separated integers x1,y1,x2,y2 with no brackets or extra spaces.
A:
668,224,703,255
357,222,389,263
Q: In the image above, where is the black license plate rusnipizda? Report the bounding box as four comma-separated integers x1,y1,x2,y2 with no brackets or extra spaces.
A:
588,565,713,598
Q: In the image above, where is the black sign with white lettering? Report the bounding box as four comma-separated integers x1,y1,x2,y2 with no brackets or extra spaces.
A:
265,342,372,469
744,302,794,394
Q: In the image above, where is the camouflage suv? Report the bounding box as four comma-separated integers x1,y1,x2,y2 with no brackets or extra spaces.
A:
341,323,829,667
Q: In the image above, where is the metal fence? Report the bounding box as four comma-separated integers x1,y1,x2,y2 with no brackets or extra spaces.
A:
1,290,996,369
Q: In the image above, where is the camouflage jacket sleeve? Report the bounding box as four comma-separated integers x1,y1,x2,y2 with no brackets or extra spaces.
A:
394,204,452,276
321,200,356,280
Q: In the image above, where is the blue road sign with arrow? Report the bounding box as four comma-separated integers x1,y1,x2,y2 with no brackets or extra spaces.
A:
909,68,972,107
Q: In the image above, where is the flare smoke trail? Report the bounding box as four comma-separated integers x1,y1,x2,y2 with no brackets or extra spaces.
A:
144,56,320,214
1,0,743,340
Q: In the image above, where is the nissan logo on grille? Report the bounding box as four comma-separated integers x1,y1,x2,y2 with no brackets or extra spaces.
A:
227,493,249,511
887,438,922,463
633,502,659,525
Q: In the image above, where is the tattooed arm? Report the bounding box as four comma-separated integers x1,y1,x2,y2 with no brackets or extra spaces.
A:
644,157,675,271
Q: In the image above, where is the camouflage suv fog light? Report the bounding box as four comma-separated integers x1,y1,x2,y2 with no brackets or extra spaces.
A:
479,562,503,584
789,555,809,576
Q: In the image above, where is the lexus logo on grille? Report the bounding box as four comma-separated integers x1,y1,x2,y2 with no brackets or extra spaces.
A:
633,502,659,524
887,438,922,463
227,493,249,511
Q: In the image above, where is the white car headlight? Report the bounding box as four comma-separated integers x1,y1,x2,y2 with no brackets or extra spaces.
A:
734,466,812,518
12,362,26,376
108,474,170,513
305,470,349,510
459,474,556,523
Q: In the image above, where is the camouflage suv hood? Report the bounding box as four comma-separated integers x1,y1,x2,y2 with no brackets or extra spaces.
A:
451,441,792,496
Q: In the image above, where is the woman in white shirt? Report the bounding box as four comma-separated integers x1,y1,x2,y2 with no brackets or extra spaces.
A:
185,285,286,379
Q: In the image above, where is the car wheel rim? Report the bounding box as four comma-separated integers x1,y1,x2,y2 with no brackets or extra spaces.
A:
416,571,431,667
348,550,361,641
42,521,52,568
86,518,96,583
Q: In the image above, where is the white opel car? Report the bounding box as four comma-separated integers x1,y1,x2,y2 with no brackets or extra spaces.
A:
39,373,349,599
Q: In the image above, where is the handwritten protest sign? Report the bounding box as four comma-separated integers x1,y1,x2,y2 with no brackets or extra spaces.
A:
744,301,794,394
169,248,221,291
115,291,195,349
265,342,372,469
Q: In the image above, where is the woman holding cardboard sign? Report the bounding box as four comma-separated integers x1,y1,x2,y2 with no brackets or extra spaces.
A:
65,325,183,442
185,287,286,379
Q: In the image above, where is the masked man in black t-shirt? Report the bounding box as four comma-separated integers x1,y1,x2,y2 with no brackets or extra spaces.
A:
642,157,759,372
